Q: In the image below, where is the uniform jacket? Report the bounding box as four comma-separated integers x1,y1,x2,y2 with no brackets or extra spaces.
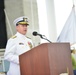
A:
4,32,33,75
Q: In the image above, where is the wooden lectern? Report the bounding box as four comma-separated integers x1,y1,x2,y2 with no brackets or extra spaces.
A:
19,43,73,75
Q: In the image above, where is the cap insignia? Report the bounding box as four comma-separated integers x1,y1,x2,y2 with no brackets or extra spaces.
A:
23,17,28,22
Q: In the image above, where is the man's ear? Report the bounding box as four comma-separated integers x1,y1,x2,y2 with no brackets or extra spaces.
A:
16,25,19,30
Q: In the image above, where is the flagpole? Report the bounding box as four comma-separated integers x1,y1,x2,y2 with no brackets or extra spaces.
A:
72,0,75,7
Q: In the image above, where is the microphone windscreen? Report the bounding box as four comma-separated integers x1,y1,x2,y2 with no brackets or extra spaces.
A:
32,31,37,36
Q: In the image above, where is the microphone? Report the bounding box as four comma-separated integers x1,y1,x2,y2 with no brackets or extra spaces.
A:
32,31,43,38
32,31,52,43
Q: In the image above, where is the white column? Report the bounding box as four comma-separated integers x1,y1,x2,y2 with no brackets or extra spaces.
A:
36,0,49,43
37,0,57,43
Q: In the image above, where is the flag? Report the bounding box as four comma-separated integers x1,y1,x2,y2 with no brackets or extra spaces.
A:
57,5,76,44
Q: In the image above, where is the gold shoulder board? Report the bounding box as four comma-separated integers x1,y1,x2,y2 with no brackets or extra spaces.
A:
11,35,17,39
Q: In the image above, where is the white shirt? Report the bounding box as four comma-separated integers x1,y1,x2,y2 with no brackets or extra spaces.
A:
4,32,33,75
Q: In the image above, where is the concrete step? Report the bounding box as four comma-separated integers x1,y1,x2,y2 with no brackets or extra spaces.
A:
0,49,5,56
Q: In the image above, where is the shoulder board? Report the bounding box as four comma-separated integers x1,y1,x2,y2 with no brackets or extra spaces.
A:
11,35,17,39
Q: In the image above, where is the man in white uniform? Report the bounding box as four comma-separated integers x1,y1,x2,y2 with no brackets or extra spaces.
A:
4,16,33,75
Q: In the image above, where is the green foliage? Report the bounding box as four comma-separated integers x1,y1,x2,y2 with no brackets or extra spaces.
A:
71,53,76,70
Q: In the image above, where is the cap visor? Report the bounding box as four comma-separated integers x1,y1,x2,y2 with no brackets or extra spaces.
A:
18,22,29,25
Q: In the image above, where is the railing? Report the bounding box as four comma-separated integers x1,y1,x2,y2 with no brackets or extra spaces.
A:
0,56,5,72
0,49,9,74
0,49,5,72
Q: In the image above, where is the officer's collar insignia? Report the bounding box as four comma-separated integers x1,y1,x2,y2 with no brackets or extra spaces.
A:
11,35,17,39
19,43,24,45
26,36,31,39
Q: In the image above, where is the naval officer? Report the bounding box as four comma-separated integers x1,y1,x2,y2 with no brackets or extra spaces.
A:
4,16,33,75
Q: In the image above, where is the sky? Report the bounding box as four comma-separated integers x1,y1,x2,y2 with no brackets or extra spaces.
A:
54,0,74,37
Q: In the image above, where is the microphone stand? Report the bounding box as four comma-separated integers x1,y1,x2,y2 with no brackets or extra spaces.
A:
40,35,52,43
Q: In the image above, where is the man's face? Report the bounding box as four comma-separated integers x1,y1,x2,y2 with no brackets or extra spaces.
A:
16,24,28,35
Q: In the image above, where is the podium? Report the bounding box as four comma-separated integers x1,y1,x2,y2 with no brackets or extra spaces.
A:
19,43,73,75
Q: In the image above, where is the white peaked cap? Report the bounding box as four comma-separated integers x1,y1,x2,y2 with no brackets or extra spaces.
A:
13,16,29,26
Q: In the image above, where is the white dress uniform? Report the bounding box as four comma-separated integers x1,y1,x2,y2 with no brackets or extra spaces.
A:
4,32,33,75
